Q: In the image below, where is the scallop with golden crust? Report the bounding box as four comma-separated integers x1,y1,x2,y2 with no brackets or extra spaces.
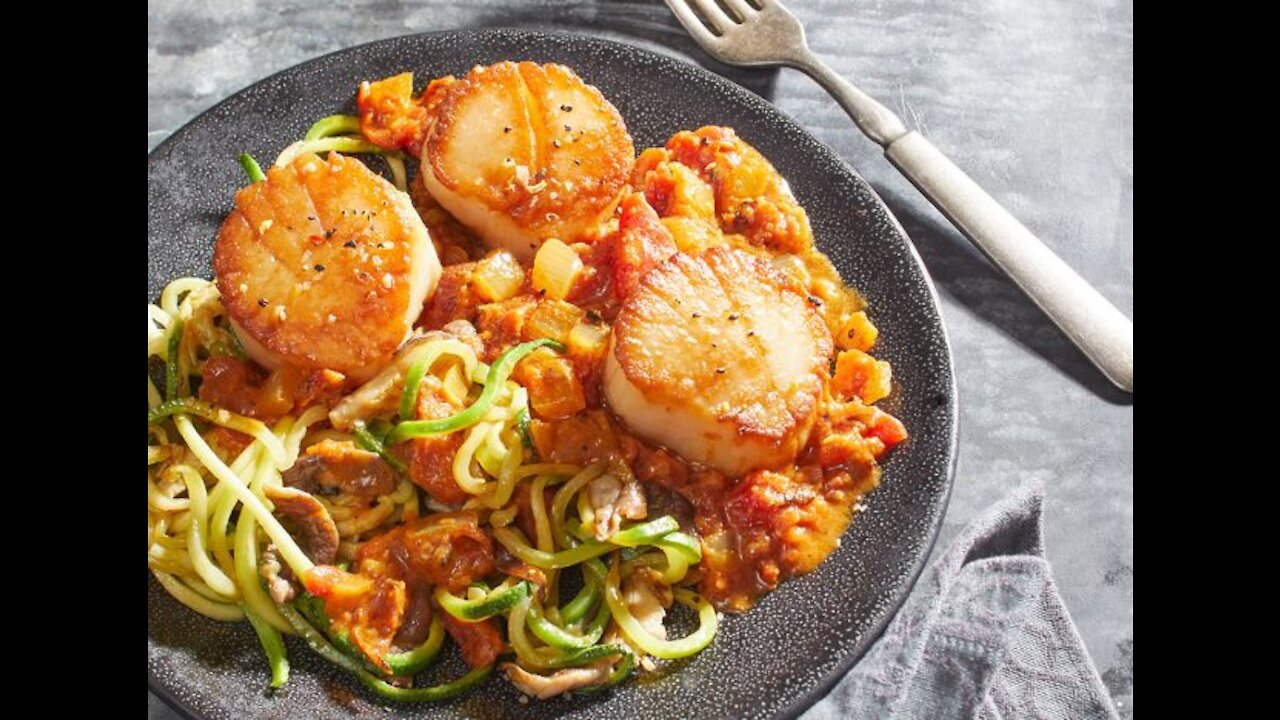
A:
420,61,634,261
214,152,442,383
603,247,833,477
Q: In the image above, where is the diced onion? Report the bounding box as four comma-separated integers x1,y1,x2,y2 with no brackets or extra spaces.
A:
473,250,527,302
568,321,609,358
532,239,583,300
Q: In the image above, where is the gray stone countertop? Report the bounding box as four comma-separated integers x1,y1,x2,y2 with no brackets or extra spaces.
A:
149,1,1133,716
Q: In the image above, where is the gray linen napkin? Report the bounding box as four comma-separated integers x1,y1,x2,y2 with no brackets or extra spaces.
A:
810,485,1120,720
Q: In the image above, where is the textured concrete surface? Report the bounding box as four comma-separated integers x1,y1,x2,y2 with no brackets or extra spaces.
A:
148,1,1133,716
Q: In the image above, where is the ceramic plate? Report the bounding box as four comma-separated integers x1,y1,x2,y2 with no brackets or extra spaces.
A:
148,29,957,720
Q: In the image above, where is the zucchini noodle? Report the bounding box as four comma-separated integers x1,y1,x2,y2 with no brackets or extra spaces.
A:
387,338,562,444
153,569,244,622
274,113,408,192
176,465,238,598
234,439,295,633
150,214,719,699
175,415,313,575
275,137,385,169
238,153,266,183
493,526,614,569
399,339,479,420
385,153,408,192
451,422,493,495
552,462,607,548
146,278,430,649
335,497,397,537
149,281,317,633
305,114,361,140
602,559,718,660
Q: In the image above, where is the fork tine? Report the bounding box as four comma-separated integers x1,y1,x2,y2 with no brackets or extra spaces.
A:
689,0,734,33
722,0,757,19
664,0,721,41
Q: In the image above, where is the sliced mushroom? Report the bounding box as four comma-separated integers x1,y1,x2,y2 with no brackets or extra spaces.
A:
603,625,655,673
264,485,340,565
329,320,482,431
502,662,611,700
623,567,672,641
283,439,398,497
392,582,435,650
259,544,295,604
586,472,648,541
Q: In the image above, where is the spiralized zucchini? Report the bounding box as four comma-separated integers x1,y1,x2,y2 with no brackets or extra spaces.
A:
271,114,408,191
147,280,420,639
148,109,722,700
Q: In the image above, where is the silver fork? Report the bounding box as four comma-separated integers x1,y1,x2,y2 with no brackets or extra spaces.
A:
664,0,1133,393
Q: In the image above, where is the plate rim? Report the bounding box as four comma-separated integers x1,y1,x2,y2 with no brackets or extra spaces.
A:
147,26,958,720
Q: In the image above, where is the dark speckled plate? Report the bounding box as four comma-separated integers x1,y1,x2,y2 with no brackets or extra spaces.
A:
148,29,956,720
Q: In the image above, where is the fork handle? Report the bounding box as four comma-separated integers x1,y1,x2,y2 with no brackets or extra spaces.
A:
884,132,1133,392
796,59,1133,392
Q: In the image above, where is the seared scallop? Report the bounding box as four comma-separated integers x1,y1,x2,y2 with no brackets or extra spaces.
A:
214,152,442,382
421,61,634,261
604,247,833,477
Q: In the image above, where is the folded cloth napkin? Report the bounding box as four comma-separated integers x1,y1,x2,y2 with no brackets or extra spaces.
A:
807,485,1120,720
